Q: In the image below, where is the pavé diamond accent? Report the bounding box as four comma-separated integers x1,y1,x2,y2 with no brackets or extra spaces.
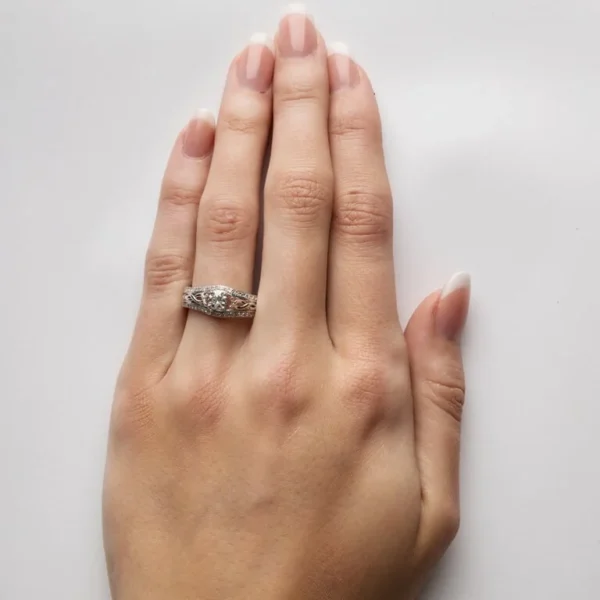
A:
183,285,257,319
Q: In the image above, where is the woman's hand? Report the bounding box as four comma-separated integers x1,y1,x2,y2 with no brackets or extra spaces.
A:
103,6,471,599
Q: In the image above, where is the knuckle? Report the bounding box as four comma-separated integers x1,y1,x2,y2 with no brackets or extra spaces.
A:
144,251,191,291
347,365,388,403
202,197,256,244
329,111,381,142
160,182,201,207
220,111,265,137
334,189,393,243
270,171,332,226
341,360,406,426
420,368,466,425
251,349,310,420
276,78,322,106
169,376,226,434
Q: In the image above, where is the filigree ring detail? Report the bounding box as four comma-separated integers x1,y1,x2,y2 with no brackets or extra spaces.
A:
183,285,257,319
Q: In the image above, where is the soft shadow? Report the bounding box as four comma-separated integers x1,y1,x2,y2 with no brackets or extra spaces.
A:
419,547,463,600
252,127,272,293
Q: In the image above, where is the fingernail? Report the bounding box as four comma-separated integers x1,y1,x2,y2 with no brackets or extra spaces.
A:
436,272,471,342
328,42,360,90
237,33,275,92
278,3,318,57
183,109,216,159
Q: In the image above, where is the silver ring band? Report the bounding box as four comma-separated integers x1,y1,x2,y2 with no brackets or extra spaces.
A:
183,285,257,319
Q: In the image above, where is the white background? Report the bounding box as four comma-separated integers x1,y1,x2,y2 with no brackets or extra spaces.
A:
2,0,600,598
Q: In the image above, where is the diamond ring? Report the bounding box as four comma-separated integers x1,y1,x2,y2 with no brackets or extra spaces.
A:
183,285,257,319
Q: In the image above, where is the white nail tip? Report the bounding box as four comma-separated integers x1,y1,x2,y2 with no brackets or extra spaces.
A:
441,272,471,299
328,42,350,57
285,3,308,14
194,109,215,126
249,32,274,51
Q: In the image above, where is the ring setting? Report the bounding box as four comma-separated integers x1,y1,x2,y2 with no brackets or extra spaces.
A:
183,285,257,319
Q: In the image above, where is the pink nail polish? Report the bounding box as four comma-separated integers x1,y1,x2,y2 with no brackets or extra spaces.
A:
436,272,471,342
328,43,360,91
237,33,275,92
278,4,318,57
182,110,216,159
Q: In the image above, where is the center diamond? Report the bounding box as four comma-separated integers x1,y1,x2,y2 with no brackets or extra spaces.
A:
205,290,228,312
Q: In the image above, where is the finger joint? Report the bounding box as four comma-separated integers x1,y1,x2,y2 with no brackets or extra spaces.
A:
160,183,202,208
329,111,381,143
201,197,257,246
145,252,192,293
270,171,333,228
220,111,267,137
421,373,466,425
333,189,393,244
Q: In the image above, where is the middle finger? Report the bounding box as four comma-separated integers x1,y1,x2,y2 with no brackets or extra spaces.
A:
257,6,333,333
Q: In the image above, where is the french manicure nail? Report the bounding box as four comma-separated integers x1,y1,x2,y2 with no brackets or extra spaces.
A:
328,42,360,90
237,33,275,92
278,3,318,57
183,109,216,159
436,272,471,342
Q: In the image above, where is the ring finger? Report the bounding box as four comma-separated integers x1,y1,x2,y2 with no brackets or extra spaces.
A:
180,35,275,352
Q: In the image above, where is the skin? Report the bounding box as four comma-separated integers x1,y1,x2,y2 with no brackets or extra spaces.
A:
103,11,471,600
